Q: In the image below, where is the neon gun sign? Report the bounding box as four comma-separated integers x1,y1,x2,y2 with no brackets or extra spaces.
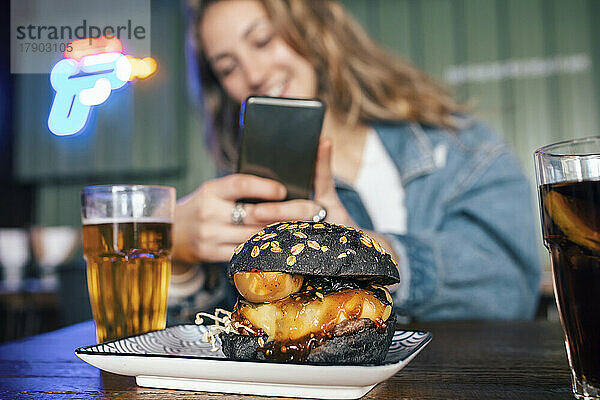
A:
48,36,156,136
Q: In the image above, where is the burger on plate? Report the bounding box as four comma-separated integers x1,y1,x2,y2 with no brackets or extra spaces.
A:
199,221,400,365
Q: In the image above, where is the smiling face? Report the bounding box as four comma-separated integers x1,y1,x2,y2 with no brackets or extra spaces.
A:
200,0,318,104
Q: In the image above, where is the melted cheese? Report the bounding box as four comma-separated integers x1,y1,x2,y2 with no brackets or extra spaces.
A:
238,288,389,342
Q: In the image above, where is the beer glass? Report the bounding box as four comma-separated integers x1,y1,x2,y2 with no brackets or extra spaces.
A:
535,138,600,399
81,185,175,343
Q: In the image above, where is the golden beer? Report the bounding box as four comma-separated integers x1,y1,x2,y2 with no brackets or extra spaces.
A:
82,221,171,343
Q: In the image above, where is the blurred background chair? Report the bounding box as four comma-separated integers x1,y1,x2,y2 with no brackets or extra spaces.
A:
30,226,80,289
0,229,30,290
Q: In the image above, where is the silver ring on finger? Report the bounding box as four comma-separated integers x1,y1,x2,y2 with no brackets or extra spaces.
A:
231,202,247,225
312,202,327,223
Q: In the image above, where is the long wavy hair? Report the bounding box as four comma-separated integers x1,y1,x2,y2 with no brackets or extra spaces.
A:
189,0,463,171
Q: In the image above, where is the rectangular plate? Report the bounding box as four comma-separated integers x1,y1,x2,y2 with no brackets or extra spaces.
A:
75,325,431,399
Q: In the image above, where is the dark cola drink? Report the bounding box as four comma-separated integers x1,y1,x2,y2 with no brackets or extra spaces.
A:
540,180,600,387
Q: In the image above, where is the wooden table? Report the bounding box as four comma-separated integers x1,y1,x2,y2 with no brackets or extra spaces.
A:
0,319,574,399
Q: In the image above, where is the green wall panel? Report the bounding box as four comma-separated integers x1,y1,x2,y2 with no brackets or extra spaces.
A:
462,0,504,135
505,0,551,181
551,0,597,141
340,0,376,39
376,0,411,59
420,0,457,80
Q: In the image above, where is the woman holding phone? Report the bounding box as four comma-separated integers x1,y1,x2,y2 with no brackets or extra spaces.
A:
169,0,541,322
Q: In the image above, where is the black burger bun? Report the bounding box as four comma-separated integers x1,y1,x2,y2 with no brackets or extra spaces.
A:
220,313,397,365
229,221,400,285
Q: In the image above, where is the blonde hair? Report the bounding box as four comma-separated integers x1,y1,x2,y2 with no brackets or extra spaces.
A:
190,0,464,170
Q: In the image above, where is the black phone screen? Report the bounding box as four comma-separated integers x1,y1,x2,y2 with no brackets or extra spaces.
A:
237,96,325,201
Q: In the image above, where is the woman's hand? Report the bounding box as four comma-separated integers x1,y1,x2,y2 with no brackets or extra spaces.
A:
172,174,287,263
173,139,395,264
172,141,348,264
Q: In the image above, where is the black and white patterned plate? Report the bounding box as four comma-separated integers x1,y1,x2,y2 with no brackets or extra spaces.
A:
75,325,431,399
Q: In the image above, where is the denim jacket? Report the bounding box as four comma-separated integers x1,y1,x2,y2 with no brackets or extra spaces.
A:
338,119,541,320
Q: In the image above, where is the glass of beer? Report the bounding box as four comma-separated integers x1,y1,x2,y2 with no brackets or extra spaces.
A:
81,185,175,343
535,138,600,399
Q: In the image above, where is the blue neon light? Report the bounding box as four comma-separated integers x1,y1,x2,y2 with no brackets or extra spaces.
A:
48,52,131,136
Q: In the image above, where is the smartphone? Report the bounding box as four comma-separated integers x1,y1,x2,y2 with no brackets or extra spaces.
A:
237,96,326,201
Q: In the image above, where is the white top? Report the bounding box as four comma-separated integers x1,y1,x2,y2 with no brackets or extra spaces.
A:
354,129,407,235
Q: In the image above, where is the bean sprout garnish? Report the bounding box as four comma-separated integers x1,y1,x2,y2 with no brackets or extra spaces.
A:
194,308,256,352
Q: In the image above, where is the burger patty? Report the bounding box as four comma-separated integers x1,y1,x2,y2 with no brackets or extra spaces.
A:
234,287,392,343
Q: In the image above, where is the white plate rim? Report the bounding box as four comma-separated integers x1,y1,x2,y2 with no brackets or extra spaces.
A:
74,325,432,399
